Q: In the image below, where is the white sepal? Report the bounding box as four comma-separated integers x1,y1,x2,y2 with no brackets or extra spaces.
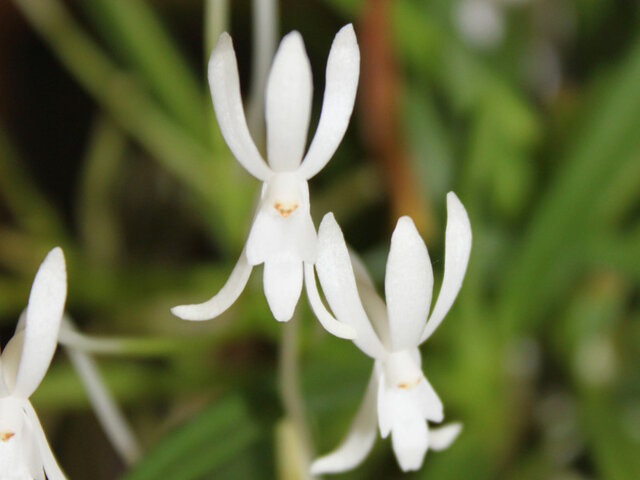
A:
265,31,313,171
391,416,429,472
316,213,386,359
299,24,360,179
208,33,271,180
263,253,303,321
303,263,356,339
171,250,253,321
13,248,66,399
385,217,433,351
420,192,472,343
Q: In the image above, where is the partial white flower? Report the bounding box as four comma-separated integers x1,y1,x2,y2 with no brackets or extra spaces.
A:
59,317,141,466
0,247,68,480
311,192,472,473
172,25,360,339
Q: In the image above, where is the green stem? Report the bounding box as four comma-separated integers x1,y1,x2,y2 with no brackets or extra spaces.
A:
278,316,316,480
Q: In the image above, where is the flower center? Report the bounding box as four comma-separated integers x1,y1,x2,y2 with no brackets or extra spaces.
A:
263,172,308,219
274,201,299,218
383,350,423,390
397,377,422,389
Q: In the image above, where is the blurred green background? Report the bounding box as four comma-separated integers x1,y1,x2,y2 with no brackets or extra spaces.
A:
1,0,639,478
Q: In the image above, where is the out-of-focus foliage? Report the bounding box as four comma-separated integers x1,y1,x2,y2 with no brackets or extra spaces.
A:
0,0,638,478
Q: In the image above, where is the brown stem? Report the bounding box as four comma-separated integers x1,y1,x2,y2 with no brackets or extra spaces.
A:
359,0,434,238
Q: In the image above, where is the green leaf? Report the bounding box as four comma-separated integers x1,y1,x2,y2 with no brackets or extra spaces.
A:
77,0,208,141
499,34,640,333
123,396,260,480
12,0,254,250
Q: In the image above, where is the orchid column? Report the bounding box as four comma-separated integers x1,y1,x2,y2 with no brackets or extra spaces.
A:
172,24,360,339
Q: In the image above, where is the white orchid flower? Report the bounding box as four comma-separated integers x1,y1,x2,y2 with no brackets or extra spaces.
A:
172,24,360,339
0,247,68,480
311,192,472,474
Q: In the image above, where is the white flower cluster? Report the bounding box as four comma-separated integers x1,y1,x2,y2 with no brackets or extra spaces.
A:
171,24,473,474
1,24,471,478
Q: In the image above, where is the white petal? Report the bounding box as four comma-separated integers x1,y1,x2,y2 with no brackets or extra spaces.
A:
246,203,317,266
413,374,444,423
376,364,404,439
263,253,303,321
377,362,443,438
310,369,378,474
265,31,312,171
64,319,141,466
13,248,67,399
391,417,429,472
1,330,24,391
349,250,393,348
385,217,433,351
171,250,253,321
299,24,360,179
25,428,46,480
208,32,271,180
303,263,356,339
429,422,462,451
24,401,66,480
316,213,386,359
420,192,472,343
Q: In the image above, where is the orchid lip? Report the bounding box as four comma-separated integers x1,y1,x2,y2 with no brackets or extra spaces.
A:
0,430,15,442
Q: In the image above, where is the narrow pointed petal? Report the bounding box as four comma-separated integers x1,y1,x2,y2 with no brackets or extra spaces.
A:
316,213,386,358
299,24,360,179
64,320,141,465
208,32,271,180
385,217,433,351
24,402,66,480
429,423,462,451
310,369,378,474
304,263,356,339
420,192,472,343
263,254,303,321
265,31,312,171
13,248,66,399
172,250,253,321
391,418,429,472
